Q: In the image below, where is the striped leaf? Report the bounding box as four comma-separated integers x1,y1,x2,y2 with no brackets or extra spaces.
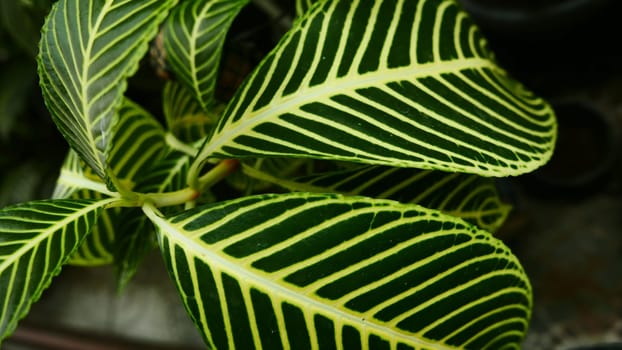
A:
163,0,249,111
146,193,532,349
228,158,310,193
163,81,219,143
54,99,166,196
194,0,556,178
0,198,114,341
64,190,117,265
136,149,192,195
134,148,219,214
242,164,510,232
52,150,87,199
295,0,316,17
108,99,166,187
38,0,177,180
52,100,166,265
113,208,156,290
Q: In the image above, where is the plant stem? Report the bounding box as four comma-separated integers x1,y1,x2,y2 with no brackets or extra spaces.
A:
197,159,239,190
142,201,163,222
106,188,200,209
164,132,198,156
144,187,200,208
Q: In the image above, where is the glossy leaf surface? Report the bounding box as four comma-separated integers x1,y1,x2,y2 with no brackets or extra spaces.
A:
147,193,531,349
0,198,113,341
195,0,556,177
163,0,249,111
38,0,177,179
52,99,165,265
242,164,511,232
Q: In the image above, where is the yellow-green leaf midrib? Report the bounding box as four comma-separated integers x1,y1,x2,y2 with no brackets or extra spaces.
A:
210,57,492,153
147,204,458,350
0,199,115,273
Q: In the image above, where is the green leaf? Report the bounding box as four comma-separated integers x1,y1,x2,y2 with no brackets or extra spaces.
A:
135,146,218,208
194,0,556,178
52,99,166,266
228,158,310,194
163,0,249,111
146,193,531,349
137,149,192,195
37,0,178,180
54,99,166,197
52,149,86,200
0,198,114,341
295,0,316,17
242,164,510,232
63,191,116,266
108,99,166,186
163,81,219,143
112,208,156,291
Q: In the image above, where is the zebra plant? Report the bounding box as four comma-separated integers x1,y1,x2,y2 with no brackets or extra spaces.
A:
0,0,556,348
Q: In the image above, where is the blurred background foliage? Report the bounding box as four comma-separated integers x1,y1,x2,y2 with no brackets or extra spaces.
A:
0,0,66,207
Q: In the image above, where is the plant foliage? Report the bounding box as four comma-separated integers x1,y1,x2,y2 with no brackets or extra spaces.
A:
0,0,557,348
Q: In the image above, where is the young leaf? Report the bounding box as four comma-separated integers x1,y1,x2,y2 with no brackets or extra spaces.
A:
242,164,511,232
163,81,219,143
0,198,114,341
136,149,192,195
163,0,250,111
193,0,556,178
145,193,531,349
37,0,177,180
108,99,167,186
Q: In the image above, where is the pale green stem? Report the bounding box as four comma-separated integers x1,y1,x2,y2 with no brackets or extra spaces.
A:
107,171,137,200
107,160,235,210
105,188,199,209
165,132,198,156
142,201,164,223
197,159,239,190
57,170,118,197
187,158,203,189
144,187,199,207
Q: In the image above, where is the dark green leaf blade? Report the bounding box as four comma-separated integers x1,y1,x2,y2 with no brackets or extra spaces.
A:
147,193,531,349
112,208,156,291
295,0,316,17
52,99,165,266
242,164,511,232
0,198,114,341
37,0,177,179
195,0,556,178
163,0,249,111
